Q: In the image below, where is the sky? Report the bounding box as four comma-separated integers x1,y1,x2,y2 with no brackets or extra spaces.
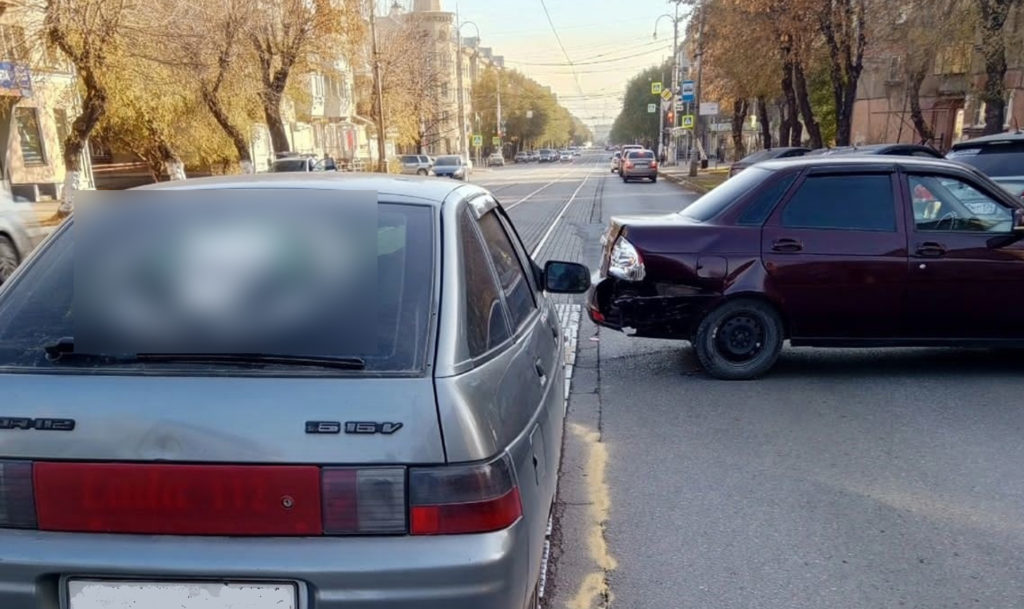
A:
391,0,693,129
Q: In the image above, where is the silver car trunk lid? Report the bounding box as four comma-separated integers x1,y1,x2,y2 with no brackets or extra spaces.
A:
0,373,444,464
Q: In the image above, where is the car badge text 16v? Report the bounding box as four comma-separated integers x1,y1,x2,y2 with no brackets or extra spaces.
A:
305,421,403,435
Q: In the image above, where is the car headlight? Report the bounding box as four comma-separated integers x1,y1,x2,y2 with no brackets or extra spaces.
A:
608,236,645,281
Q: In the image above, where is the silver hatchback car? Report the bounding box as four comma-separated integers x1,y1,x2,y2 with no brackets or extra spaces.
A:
0,174,590,609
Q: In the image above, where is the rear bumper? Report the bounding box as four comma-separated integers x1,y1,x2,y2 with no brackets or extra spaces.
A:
0,521,530,609
622,168,657,178
587,276,716,340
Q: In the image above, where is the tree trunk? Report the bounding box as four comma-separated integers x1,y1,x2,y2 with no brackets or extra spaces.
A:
781,50,801,147
793,60,823,148
819,0,867,146
907,66,934,145
63,72,107,173
202,88,252,165
731,98,748,162
978,0,1011,135
260,88,291,154
757,96,772,149
777,99,790,149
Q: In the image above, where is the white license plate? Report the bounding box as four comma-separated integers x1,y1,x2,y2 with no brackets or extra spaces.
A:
68,580,297,609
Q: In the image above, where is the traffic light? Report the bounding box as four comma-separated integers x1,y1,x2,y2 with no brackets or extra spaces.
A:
667,110,675,126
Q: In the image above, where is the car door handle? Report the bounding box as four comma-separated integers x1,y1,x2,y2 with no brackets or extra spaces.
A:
535,358,547,384
771,238,803,253
916,242,947,257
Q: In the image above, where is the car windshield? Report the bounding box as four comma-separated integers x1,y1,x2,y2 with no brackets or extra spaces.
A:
679,167,774,222
0,200,434,374
435,156,460,165
948,142,1024,177
269,159,307,172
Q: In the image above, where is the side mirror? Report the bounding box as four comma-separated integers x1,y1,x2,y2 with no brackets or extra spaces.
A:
1014,209,1024,232
543,260,591,294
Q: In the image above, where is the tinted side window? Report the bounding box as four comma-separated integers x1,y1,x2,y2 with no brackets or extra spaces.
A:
781,174,896,231
478,210,535,331
738,173,798,226
459,209,510,357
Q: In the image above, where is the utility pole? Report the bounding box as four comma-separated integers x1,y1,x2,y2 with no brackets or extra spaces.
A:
496,69,502,155
669,0,679,165
369,1,387,173
688,0,705,178
455,6,468,160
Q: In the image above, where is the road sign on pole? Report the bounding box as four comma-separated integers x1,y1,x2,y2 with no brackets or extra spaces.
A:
699,102,720,116
651,81,663,95
472,134,482,147
681,80,695,103
660,88,673,102
647,103,656,114
681,114,695,129
492,136,501,147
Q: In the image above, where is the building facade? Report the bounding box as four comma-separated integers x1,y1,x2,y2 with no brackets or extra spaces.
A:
0,5,90,202
851,6,1024,151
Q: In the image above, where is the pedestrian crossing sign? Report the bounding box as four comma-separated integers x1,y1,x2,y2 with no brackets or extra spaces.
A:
492,136,501,146
681,114,695,129
472,134,483,147
651,81,663,95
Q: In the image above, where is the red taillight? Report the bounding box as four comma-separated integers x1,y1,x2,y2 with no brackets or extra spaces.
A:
408,454,522,535
588,305,605,324
624,162,634,169
321,467,406,535
0,461,36,529
34,463,322,535
651,161,658,169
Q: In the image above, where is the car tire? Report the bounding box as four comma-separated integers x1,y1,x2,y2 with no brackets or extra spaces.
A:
651,176,657,183
0,235,20,285
693,299,784,380
417,169,427,176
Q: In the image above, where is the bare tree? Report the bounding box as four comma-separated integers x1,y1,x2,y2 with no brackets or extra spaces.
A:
818,0,868,146
977,0,1019,134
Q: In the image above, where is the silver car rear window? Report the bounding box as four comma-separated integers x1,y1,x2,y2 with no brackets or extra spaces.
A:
0,202,435,375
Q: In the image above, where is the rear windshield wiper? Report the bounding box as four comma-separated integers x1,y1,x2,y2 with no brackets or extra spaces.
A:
43,338,366,370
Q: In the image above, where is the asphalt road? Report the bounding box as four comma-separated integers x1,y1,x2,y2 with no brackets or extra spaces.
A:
475,154,1024,609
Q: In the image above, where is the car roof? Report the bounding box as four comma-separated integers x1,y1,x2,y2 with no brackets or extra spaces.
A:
135,172,471,206
951,132,1024,148
755,155,971,172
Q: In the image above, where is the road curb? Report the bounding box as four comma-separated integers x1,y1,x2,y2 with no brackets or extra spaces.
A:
657,169,711,194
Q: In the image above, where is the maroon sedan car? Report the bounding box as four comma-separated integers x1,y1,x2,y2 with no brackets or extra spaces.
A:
589,156,1024,379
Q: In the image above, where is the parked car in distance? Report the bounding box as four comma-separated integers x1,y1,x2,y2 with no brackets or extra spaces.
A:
559,151,573,162
399,154,433,175
806,144,944,158
432,155,470,180
539,149,558,163
610,151,623,173
620,149,658,183
269,155,338,173
589,156,1024,380
529,151,540,162
514,151,530,163
620,144,644,157
0,173,592,609
947,132,1024,200
0,183,50,285
728,147,810,177
487,153,506,167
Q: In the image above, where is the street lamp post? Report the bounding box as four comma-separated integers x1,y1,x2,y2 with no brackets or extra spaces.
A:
689,0,706,177
654,0,685,165
456,17,480,162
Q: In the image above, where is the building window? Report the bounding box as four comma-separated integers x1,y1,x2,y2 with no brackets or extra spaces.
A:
933,44,970,75
888,56,903,82
54,108,69,158
0,25,28,62
15,107,46,166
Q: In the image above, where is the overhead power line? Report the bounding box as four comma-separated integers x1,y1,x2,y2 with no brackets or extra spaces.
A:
505,44,671,67
537,0,589,119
